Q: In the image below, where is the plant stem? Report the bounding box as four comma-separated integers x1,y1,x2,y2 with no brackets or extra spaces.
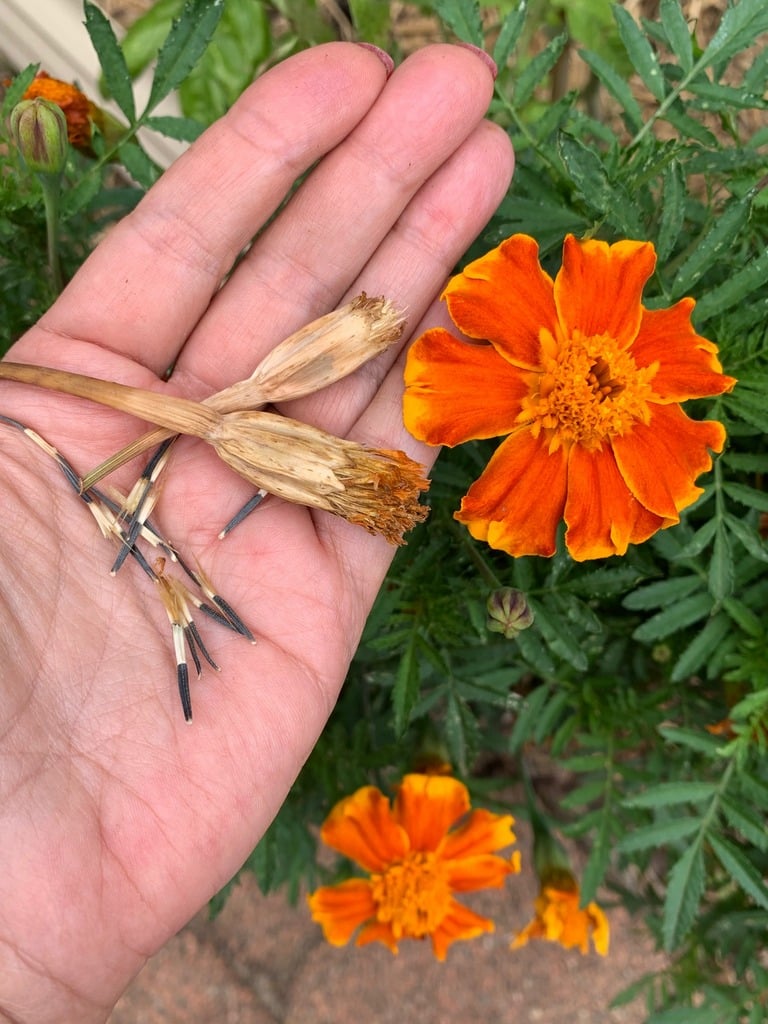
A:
39,175,63,294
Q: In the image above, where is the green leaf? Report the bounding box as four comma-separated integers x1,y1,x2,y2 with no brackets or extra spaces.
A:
708,524,734,602
143,114,205,142
613,5,665,102
493,1,528,69
392,633,421,736
659,0,693,73
434,0,484,46
116,0,183,79
617,817,701,853
118,141,161,189
622,782,718,809
508,682,555,753
686,79,768,112
658,725,723,755
656,159,685,262
669,611,734,683
699,0,768,70
632,591,713,643
557,133,643,236
348,0,392,46
709,834,768,910
1,65,39,120
623,575,701,611
670,190,755,299
723,515,768,565
663,840,705,949
146,0,226,113
531,597,588,671
578,46,643,132
514,32,568,107
580,806,612,902
721,795,768,851
444,691,479,776
694,246,768,321
84,2,136,121
724,482,768,515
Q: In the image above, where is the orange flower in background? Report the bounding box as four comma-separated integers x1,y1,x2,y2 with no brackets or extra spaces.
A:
403,233,736,561
512,866,610,956
307,773,521,960
20,71,123,155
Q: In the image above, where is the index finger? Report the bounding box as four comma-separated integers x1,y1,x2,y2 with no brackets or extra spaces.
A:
33,43,391,375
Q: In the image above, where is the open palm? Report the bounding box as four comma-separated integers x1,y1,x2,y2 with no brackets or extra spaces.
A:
0,43,512,1023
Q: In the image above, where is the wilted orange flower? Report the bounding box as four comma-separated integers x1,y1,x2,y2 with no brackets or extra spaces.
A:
403,234,736,561
22,72,95,151
307,774,521,960
512,866,610,956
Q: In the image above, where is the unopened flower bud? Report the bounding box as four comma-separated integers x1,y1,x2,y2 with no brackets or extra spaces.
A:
9,98,68,175
486,587,534,639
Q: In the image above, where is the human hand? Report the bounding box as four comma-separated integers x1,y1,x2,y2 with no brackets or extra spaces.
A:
0,42,512,1023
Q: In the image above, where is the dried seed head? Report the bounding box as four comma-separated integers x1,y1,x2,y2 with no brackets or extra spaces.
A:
210,410,429,544
211,294,406,410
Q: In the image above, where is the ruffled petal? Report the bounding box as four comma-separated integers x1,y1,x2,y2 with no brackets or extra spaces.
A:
555,236,656,350
430,899,495,961
587,902,611,956
355,919,400,954
564,444,671,560
439,808,517,861
403,329,528,445
456,430,568,557
321,786,409,871
443,234,556,369
612,403,726,520
443,853,518,893
632,299,737,400
307,879,377,946
393,774,470,853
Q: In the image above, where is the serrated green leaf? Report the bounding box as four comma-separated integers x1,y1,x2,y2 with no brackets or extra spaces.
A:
508,682,554,753
562,565,647,599
672,517,718,560
392,633,420,736
708,524,734,602
613,5,666,102
658,725,723,755
578,47,643,132
623,575,701,611
724,482,768,515
686,79,768,112
444,691,479,776
1,65,39,121
493,1,528,69
709,833,768,910
533,686,570,741
531,597,588,671
739,771,768,809
434,0,484,46
559,779,606,810
670,612,731,682
580,810,611,902
632,591,713,643
617,817,700,853
660,102,718,146
723,514,768,564
660,0,693,73
514,625,557,676
514,32,568,107
116,0,182,79
699,0,768,70
556,133,642,235
694,247,768,321
85,2,136,121
663,840,705,948
656,159,685,262
721,795,768,851
143,114,205,142
118,141,161,188
671,190,754,298
623,781,718,809
722,596,764,638
146,0,225,112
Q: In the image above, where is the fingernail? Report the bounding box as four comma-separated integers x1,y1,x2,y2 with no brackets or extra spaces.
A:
457,42,498,80
356,42,395,79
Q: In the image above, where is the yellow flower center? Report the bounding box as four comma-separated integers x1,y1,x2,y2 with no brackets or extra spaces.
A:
370,851,453,939
519,328,657,452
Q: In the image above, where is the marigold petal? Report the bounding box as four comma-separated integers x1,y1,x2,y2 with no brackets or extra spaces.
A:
456,431,568,557
393,774,470,852
613,403,726,519
307,879,377,946
355,919,400,954
564,444,670,560
632,299,737,400
439,808,517,861
321,786,409,871
588,902,611,956
403,329,528,445
430,900,495,961
555,236,656,350
443,234,556,368
444,853,518,893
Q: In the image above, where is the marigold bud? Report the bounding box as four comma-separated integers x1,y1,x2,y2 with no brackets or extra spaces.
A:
9,98,68,175
486,587,534,639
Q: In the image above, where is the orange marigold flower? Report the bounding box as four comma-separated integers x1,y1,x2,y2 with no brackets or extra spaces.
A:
22,72,95,151
307,773,521,960
403,233,736,561
512,866,610,956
